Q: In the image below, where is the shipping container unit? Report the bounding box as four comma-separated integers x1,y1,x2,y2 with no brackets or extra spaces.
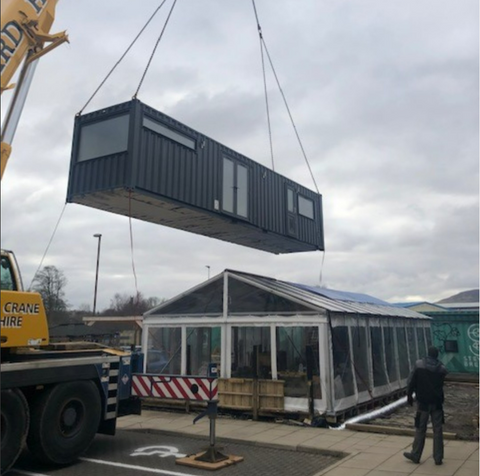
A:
141,269,432,421
66,100,324,254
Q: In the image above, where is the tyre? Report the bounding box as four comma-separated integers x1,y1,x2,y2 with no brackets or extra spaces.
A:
1,388,29,475
27,381,101,465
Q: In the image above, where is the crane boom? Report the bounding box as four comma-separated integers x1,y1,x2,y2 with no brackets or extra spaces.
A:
1,0,68,179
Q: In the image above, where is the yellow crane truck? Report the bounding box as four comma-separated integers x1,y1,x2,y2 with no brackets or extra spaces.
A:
1,2,142,473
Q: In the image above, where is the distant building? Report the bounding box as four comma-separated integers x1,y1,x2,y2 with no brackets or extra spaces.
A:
82,316,143,348
439,302,479,312
49,322,117,345
394,302,447,313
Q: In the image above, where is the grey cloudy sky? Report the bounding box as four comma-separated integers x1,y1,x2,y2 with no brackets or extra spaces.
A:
1,0,478,311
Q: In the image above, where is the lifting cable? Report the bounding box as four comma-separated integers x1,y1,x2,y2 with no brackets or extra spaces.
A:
250,0,320,196
77,0,171,115
252,0,275,171
76,0,177,310
28,203,67,291
134,0,178,98
128,190,139,304
251,1,325,285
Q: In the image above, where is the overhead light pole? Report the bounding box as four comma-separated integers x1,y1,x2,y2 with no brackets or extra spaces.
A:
93,233,102,315
206,265,211,280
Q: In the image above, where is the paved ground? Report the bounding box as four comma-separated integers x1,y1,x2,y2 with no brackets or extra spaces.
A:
116,409,479,476
9,409,478,476
12,429,339,476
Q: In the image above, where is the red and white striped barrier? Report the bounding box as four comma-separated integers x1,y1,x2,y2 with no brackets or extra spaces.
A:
132,374,218,402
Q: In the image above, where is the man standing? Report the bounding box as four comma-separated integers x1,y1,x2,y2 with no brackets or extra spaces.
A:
404,346,448,465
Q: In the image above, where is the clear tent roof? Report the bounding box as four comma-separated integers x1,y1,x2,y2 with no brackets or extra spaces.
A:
145,270,429,320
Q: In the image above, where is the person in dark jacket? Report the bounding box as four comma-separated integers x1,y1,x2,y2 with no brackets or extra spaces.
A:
403,346,448,465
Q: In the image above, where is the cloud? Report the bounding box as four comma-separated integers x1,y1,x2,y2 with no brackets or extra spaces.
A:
1,0,478,311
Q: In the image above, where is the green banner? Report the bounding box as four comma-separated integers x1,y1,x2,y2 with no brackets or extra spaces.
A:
431,316,479,374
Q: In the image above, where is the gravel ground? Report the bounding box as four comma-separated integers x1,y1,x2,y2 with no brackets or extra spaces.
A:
366,382,479,440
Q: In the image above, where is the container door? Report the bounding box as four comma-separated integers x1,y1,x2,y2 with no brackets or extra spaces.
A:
286,186,297,237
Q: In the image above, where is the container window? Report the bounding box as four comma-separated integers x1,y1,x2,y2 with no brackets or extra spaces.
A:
370,326,388,387
287,188,295,213
332,326,355,399
298,195,314,219
231,326,271,379
222,158,235,214
146,327,181,375
237,164,248,218
78,114,129,161
186,327,221,376
351,325,369,392
396,327,410,379
276,327,321,399
222,158,249,219
143,117,195,150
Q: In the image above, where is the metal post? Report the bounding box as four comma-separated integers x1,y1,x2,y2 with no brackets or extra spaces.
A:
93,233,102,315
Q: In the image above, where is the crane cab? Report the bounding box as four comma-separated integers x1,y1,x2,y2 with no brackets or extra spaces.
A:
1,249,49,349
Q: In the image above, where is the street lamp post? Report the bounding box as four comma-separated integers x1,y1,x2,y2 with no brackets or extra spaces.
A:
93,233,102,316
206,265,210,280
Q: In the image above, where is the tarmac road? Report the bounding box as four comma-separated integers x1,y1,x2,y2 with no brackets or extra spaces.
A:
10,429,341,476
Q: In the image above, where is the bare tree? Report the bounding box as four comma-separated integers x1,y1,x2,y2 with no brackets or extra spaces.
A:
32,266,69,326
102,292,163,316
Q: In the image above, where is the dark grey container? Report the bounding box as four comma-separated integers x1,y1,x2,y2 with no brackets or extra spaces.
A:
66,99,324,254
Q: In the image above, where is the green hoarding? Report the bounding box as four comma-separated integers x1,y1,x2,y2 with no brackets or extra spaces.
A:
427,311,479,374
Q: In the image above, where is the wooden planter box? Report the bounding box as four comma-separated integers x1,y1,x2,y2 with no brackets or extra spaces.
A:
218,378,285,418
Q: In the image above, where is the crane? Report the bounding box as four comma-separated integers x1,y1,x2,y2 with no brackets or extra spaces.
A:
1,0,68,179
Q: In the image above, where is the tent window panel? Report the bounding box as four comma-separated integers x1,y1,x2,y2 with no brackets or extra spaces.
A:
187,327,221,376
383,327,398,383
406,327,417,368
371,327,388,387
396,327,410,379
276,327,321,399
331,326,355,399
425,327,433,348
146,327,181,375
159,278,223,314
416,327,426,359
228,277,312,313
231,327,271,379
351,325,369,392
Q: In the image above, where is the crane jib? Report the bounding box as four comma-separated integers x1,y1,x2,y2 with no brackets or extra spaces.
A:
0,21,24,75
0,0,51,79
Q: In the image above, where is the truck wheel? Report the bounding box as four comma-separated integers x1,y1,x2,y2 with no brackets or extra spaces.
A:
1,389,29,475
27,381,101,465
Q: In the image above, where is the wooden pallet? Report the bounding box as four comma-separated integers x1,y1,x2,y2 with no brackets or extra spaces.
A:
176,453,244,471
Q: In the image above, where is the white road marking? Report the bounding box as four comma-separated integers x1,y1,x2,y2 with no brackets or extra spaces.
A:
80,457,199,476
11,471,49,476
131,445,187,458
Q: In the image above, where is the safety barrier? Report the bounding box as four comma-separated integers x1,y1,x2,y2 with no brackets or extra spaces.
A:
131,374,218,402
